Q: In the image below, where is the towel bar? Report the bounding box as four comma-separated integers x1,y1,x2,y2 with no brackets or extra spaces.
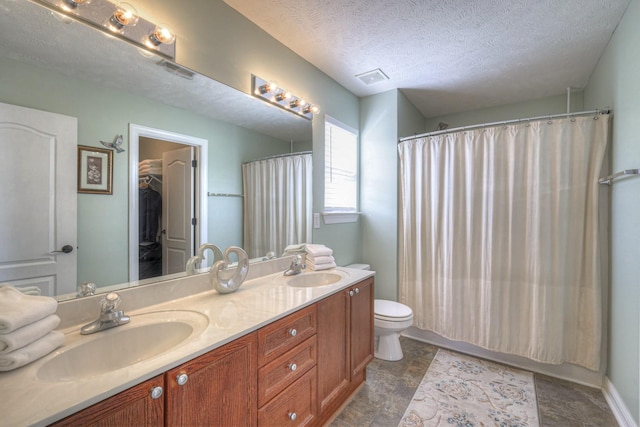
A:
599,169,639,185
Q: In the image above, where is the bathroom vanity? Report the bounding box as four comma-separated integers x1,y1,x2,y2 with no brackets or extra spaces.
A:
0,264,374,426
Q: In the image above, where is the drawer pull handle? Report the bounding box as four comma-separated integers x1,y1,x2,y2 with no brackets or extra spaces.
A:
349,290,354,297
288,328,297,337
150,386,163,400
288,363,297,372
355,287,360,294
288,412,297,421
176,373,189,386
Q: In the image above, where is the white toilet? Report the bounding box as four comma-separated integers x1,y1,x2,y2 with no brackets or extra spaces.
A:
346,264,414,361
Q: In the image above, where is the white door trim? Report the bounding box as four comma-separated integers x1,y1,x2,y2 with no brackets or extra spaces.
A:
128,124,208,283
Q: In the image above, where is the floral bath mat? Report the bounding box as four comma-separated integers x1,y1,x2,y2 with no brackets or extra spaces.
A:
398,349,539,427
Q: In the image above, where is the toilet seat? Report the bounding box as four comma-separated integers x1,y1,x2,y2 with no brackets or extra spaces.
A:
374,300,413,322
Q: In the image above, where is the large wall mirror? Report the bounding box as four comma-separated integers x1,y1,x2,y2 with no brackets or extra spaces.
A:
0,0,313,300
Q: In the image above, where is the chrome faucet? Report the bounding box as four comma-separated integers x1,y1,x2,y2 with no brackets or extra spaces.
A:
284,255,306,276
80,292,130,335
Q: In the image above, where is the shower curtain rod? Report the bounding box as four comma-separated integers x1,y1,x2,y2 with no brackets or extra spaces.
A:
399,109,610,142
243,151,312,164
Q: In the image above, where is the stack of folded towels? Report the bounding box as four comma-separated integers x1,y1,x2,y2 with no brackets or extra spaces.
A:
139,158,163,176
0,286,64,372
305,244,336,271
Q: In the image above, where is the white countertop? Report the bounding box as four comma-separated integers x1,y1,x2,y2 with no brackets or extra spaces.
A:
0,266,374,427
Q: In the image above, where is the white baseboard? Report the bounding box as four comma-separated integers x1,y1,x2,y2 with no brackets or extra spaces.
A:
603,377,638,427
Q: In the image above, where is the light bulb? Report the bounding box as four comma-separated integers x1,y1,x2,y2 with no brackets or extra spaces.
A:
105,2,139,32
275,91,292,102
147,24,176,47
258,81,277,94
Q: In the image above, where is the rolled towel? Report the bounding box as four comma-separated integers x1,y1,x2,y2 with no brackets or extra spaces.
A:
0,315,61,354
305,244,333,257
308,261,336,271
0,331,64,371
0,286,58,334
306,255,335,267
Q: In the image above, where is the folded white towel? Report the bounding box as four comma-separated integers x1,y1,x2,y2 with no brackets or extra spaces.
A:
308,261,336,271
0,286,58,334
0,315,61,354
282,243,307,256
305,244,333,257
0,331,64,371
306,255,335,267
139,159,162,167
139,166,163,175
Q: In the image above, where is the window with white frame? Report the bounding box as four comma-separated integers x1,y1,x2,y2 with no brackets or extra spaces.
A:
323,117,359,223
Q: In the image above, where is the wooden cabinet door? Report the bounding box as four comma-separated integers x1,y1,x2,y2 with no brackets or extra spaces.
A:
316,289,350,415
349,277,374,378
50,375,164,427
165,332,258,427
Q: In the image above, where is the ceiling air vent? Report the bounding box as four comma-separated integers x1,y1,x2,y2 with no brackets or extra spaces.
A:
158,59,195,80
355,68,389,86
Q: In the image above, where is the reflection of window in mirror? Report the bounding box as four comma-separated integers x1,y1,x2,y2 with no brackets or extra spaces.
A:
324,116,359,218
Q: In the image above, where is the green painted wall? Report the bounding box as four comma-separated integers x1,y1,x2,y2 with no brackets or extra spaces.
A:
584,0,640,421
425,92,584,131
359,90,424,300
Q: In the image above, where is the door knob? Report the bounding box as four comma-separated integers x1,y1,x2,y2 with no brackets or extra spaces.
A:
51,245,74,254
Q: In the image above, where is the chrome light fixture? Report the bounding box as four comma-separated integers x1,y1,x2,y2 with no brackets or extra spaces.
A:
32,0,177,59
252,75,318,120
61,0,91,10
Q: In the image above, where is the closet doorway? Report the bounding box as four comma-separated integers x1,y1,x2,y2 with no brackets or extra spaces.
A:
128,124,208,283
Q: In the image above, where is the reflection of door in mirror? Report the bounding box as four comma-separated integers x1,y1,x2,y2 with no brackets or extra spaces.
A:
0,102,77,296
128,124,208,283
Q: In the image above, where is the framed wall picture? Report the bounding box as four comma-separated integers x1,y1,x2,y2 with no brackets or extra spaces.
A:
77,145,113,194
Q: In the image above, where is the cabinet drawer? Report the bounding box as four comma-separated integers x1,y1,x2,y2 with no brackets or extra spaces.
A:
258,367,317,427
258,336,317,407
258,305,316,365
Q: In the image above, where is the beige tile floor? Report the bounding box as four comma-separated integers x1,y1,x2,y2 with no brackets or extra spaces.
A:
330,337,618,427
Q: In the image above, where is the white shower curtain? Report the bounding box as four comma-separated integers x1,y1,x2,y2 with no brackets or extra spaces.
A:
398,115,609,370
242,153,312,259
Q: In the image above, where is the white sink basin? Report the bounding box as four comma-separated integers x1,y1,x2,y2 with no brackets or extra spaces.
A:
286,272,343,288
37,310,208,382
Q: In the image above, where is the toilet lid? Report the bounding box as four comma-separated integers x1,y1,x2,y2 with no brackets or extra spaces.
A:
374,299,412,319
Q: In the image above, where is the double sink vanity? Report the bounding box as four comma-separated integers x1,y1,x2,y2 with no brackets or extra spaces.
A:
1,258,374,426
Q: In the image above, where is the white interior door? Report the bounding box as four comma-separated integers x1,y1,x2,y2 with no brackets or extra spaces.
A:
162,146,194,275
0,102,77,296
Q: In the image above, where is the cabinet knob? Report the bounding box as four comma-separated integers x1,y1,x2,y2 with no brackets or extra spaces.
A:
355,287,360,294
288,328,297,337
288,412,297,421
288,363,297,372
176,373,189,386
349,290,354,297
150,386,163,400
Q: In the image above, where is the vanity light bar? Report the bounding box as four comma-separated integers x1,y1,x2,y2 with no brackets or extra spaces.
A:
251,75,319,120
32,0,176,60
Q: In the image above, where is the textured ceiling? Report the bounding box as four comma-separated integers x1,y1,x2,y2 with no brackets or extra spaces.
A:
0,0,311,143
224,0,630,118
